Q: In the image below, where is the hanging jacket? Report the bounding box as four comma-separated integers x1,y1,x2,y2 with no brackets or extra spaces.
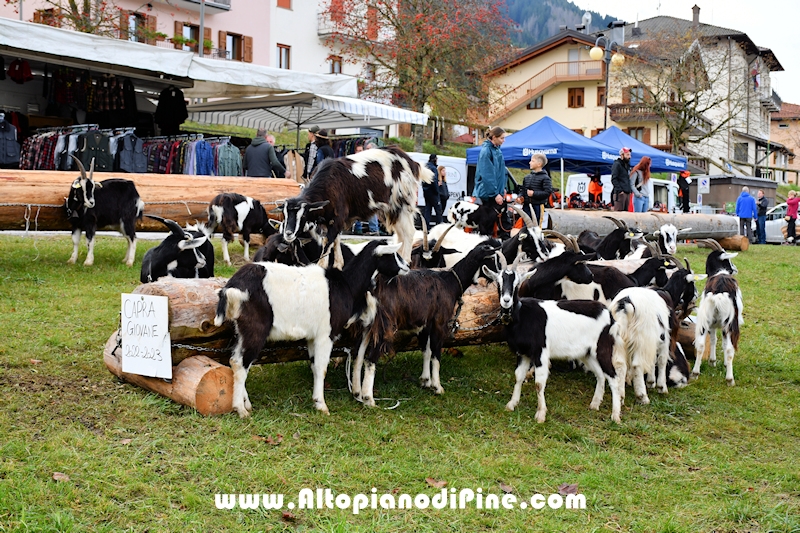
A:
118,133,147,173
78,131,113,172
0,120,21,166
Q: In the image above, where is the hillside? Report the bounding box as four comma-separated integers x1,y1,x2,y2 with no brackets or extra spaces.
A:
504,0,617,46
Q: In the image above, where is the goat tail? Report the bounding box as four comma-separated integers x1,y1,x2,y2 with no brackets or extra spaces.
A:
419,165,434,185
214,287,249,326
136,198,145,220
612,296,657,372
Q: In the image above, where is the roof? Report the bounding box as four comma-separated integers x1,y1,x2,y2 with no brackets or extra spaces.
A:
732,130,795,156
488,29,597,75
618,16,783,71
772,102,800,120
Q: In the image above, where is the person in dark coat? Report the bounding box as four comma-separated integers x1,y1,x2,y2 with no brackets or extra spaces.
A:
756,189,768,244
422,154,442,226
520,153,552,224
611,147,633,212
677,170,692,213
243,128,285,177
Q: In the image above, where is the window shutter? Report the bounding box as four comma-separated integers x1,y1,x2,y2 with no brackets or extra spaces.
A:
203,26,212,54
145,15,158,45
591,129,599,137
218,31,227,50
643,128,651,145
243,36,253,63
367,6,378,40
174,21,184,49
118,9,129,39
622,87,631,104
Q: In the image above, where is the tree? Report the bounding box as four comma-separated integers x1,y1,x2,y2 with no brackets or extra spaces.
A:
320,0,513,150
613,30,750,154
4,0,122,35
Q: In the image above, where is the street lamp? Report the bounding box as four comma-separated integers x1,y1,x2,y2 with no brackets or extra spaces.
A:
589,35,625,130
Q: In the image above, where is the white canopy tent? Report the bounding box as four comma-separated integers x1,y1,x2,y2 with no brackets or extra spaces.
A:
187,92,429,145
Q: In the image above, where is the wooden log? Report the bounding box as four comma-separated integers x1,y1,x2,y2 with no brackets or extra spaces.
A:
0,170,299,232
103,333,233,415
717,235,749,251
546,210,738,241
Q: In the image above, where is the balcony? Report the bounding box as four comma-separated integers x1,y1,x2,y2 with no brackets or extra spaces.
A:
486,60,605,123
760,89,781,113
153,0,231,14
608,102,712,135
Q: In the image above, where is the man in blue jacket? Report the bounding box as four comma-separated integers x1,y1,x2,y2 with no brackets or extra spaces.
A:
735,186,757,243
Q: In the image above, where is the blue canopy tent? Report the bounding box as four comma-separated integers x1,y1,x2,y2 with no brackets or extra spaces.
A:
466,116,619,207
593,126,687,173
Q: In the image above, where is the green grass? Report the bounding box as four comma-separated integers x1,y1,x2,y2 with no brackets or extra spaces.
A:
1,235,799,532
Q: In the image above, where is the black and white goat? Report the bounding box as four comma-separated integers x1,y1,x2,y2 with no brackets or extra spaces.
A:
447,199,504,236
577,216,643,260
252,225,326,266
140,216,213,283
483,256,626,423
280,147,431,269
516,236,595,301
352,240,502,405
206,193,278,265
692,239,743,385
626,214,692,259
409,220,458,268
65,156,144,266
214,240,409,417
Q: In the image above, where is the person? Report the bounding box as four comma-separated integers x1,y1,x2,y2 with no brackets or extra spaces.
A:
422,154,443,226
472,126,506,208
677,170,692,213
756,189,768,244
243,128,285,178
520,153,552,224
266,134,276,146
588,171,604,206
611,147,633,212
303,125,320,179
313,129,335,167
630,156,652,213
437,165,450,216
786,190,799,245
735,186,757,243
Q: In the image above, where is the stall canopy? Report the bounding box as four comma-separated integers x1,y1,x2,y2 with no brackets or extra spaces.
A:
187,92,429,133
0,17,357,98
466,116,618,172
593,126,687,173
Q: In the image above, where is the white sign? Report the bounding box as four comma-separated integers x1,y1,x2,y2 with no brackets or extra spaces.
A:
670,173,678,183
121,293,172,379
697,193,703,205
698,178,710,194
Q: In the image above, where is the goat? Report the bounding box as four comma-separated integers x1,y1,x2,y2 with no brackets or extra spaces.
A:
280,147,431,269
516,234,595,301
447,199,506,236
409,219,457,268
692,239,743,385
252,225,325,266
483,256,626,423
214,240,409,417
626,214,692,259
140,216,213,283
352,240,502,405
65,156,144,267
506,206,565,263
577,216,643,260
206,193,278,265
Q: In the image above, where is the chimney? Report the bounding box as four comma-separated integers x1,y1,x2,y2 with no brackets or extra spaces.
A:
692,4,700,27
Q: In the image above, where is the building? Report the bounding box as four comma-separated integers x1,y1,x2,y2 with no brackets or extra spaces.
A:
770,102,800,184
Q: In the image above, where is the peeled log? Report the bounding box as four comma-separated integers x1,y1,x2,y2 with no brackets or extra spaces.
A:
716,235,749,251
546,210,738,241
0,170,299,232
103,334,233,415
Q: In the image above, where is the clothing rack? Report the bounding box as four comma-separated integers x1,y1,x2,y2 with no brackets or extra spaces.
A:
142,133,205,142
34,123,100,134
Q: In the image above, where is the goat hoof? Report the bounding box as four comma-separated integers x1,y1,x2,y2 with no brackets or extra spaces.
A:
125,261,134,267
709,360,717,367
419,377,431,388
83,260,94,266
589,401,601,411
611,414,621,424
658,387,668,394
505,403,516,412
362,398,376,408
535,413,546,423
433,387,444,395
67,258,77,265
636,395,650,405
235,407,251,418
316,406,330,415
727,378,735,386
690,372,700,380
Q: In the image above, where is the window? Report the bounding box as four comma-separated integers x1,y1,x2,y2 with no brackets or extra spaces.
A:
126,12,147,42
527,95,543,110
572,128,585,135
597,86,606,107
365,63,377,81
628,127,645,142
734,142,749,163
34,8,61,27
628,85,646,104
277,0,291,8
329,55,342,74
568,88,584,108
277,44,291,69
778,123,789,129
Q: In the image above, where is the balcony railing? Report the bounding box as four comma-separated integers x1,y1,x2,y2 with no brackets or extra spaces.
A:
487,60,605,122
608,102,712,134
153,0,231,14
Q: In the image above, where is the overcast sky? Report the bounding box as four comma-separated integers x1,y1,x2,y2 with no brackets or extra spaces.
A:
571,0,800,104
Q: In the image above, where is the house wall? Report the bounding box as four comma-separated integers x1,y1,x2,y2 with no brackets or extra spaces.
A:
772,117,800,176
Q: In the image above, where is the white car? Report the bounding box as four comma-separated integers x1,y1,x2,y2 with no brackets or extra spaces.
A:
763,202,790,244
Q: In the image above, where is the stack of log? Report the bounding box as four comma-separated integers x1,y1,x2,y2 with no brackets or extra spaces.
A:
103,275,699,415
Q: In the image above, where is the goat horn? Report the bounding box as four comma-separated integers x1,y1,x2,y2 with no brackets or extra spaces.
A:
497,248,509,270
650,212,666,225
543,229,575,251
602,215,626,229
88,157,95,181
569,235,581,253
71,155,87,180
539,206,546,228
646,241,661,258
697,238,724,252
664,254,683,268
511,204,535,230
431,223,455,254
683,257,691,271
421,217,429,252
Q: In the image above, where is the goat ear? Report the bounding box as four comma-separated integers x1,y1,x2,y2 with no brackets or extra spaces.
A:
689,273,708,281
720,252,738,260
268,218,282,230
375,242,402,255
481,264,498,280
179,235,208,250
521,268,537,282
678,227,692,233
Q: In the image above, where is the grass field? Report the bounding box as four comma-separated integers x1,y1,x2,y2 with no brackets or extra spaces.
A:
1,234,799,532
